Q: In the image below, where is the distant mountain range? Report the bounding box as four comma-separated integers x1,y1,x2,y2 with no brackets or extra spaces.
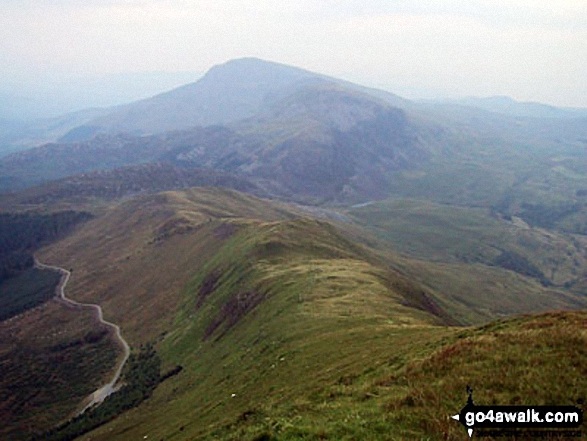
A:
0,59,434,202
445,95,587,119
1,58,586,205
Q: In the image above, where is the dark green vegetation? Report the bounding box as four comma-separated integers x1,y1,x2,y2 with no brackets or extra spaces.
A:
0,305,119,440
0,267,61,320
39,344,169,441
0,210,91,283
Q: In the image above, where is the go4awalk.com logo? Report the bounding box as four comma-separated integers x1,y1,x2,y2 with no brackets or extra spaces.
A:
451,387,583,438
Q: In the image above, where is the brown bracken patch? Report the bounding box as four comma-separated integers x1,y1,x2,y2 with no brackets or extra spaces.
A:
213,222,238,240
196,271,222,309
203,290,265,341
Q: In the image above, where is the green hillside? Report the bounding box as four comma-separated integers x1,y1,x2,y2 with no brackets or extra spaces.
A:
0,187,581,440
64,209,452,440
74,228,587,440
349,198,587,324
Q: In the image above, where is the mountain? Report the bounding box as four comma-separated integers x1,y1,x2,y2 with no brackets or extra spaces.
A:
62,58,321,139
450,96,587,119
60,58,408,141
0,70,433,202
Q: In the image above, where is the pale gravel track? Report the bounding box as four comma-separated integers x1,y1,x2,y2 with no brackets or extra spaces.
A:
35,259,130,414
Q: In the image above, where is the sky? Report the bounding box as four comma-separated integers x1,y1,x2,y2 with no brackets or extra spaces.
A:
1,0,586,109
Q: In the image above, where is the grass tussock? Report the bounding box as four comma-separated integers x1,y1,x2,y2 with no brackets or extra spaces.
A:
382,311,587,440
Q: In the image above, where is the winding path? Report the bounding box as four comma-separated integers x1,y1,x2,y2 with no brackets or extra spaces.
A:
34,259,130,414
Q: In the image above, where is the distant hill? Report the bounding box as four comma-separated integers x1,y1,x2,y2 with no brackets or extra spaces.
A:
0,73,432,202
60,58,408,141
63,58,321,139
0,162,263,208
451,96,587,119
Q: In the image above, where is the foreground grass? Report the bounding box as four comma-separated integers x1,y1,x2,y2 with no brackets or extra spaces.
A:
196,313,586,441
385,311,587,439
84,305,587,440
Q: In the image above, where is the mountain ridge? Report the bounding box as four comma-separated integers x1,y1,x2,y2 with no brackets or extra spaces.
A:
0,74,432,202
59,58,408,141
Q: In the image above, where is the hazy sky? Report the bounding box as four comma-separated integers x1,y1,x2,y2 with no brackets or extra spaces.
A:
1,0,586,107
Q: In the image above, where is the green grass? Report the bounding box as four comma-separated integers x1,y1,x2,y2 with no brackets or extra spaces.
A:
348,198,587,324
0,267,62,320
79,214,452,440
21,187,587,440
384,311,587,439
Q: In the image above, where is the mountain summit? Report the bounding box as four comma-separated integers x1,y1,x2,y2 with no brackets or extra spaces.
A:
66,58,324,139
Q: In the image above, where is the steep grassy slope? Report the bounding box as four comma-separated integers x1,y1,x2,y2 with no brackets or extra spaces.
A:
28,187,454,440
59,199,451,441
74,228,587,440
7,186,582,440
37,188,299,344
1,188,301,438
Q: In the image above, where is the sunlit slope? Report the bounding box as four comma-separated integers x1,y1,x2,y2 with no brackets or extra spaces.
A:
34,188,586,440
83,259,587,440
37,187,299,345
76,202,454,440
